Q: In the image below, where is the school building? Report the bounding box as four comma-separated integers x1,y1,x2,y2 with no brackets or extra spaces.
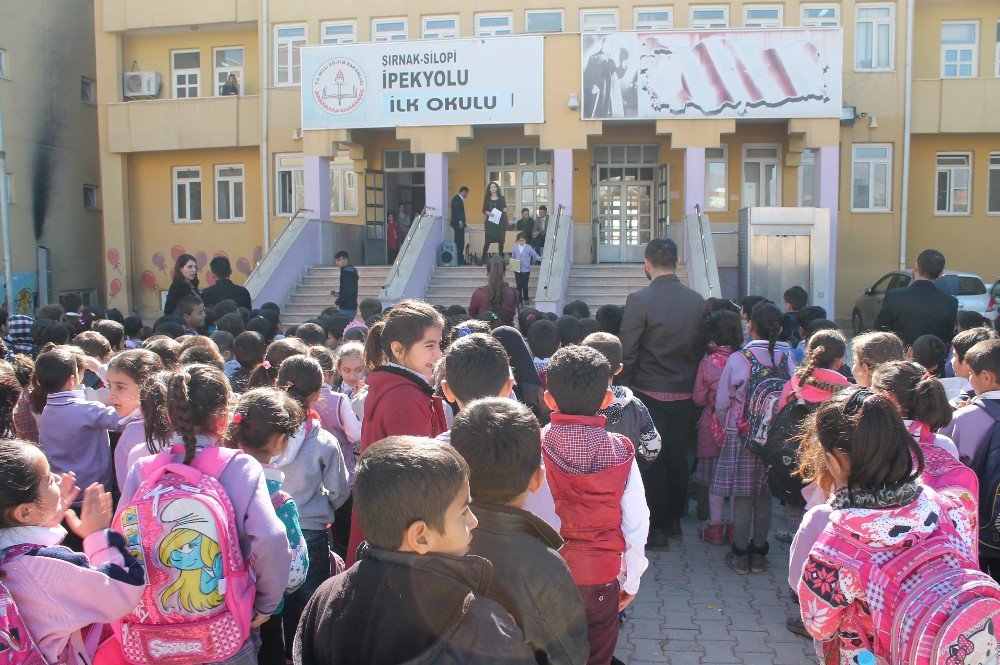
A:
93,0,1000,320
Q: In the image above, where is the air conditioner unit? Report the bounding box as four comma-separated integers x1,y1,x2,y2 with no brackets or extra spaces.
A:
123,72,162,99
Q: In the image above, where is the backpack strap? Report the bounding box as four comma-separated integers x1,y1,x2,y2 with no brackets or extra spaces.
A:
907,420,936,446
0,544,40,567
976,398,1000,422
190,445,241,480
741,348,763,372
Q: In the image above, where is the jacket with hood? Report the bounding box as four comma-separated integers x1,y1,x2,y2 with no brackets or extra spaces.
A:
292,544,536,665
798,483,977,664
274,417,351,532
693,345,735,458
335,264,359,311
599,384,662,469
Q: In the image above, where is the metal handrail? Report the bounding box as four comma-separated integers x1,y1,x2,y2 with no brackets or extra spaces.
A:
247,207,313,278
542,204,565,293
694,204,717,298
383,207,431,290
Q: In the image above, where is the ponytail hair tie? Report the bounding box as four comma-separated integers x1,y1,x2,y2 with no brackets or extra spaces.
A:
262,360,271,370
922,371,934,380
232,413,244,425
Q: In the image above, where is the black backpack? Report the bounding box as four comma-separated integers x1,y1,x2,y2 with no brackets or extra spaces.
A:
762,398,817,509
970,399,1000,557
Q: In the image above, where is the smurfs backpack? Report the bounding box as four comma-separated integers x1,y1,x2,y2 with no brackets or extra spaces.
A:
112,445,254,665
736,349,790,455
0,545,47,664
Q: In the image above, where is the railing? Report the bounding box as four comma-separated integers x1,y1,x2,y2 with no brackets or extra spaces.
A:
534,204,573,314
380,208,445,303
684,205,722,299
383,208,428,291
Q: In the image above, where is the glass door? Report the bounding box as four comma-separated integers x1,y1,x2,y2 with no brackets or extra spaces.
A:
742,145,781,207
591,145,657,263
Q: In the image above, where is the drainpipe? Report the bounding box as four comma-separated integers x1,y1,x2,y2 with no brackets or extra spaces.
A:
0,85,14,313
260,0,271,251
898,0,914,270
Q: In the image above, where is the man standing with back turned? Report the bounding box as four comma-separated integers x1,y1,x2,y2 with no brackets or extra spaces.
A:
874,248,958,347
451,186,469,265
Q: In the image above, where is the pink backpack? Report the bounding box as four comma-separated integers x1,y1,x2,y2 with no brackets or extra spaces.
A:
910,422,980,504
0,545,47,664
112,446,254,665
815,492,1000,664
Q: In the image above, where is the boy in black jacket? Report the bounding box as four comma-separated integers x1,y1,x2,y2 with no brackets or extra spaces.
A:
332,250,359,320
452,398,590,665
293,436,535,665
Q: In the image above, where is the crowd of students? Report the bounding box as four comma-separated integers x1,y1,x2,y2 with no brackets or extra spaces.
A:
1,243,1000,664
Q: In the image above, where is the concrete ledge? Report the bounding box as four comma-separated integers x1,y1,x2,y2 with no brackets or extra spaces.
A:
108,96,260,153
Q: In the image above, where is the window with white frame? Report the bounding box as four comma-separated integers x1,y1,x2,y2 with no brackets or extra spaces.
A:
856,5,894,70
690,6,729,29
705,147,728,211
798,150,815,207
214,47,243,96
801,5,839,27
525,10,564,33
941,22,978,78
988,153,1000,214
215,165,245,222
330,164,358,215
274,24,306,86
422,16,458,39
81,77,95,103
0,49,8,78
744,6,783,28
171,50,200,99
83,185,99,211
373,18,408,41
742,145,781,207
476,13,513,37
581,10,618,33
275,154,304,217
321,21,356,44
173,167,202,223
935,153,972,215
634,8,673,30
851,144,892,212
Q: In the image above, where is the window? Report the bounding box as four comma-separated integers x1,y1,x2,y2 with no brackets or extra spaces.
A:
83,185,99,211
856,5,894,70
321,21,356,44
941,22,978,78
690,6,729,29
744,6,783,28
171,50,200,99
173,167,202,223
935,153,972,215
742,145,781,207
213,47,244,96
476,13,513,37
422,16,458,39
851,144,892,212
525,10,564,33
798,150,815,207
330,164,358,215
275,154,304,216
80,77,95,103
373,18,408,41
274,24,306,86
801,5,839,27
705,146,728,211
581,10,618,33
634,8,673,30
486,148,553,212
215,165,245,222
989,153,1000,214
0,49,8,78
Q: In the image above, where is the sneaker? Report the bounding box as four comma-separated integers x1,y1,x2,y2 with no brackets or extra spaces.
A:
750,552,768,574
698,523,725,546
775,530,794,544
725,549,750,575
786,615,810,638
725,522,734,543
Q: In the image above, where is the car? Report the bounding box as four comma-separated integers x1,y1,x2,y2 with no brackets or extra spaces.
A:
852,270,990,335
988,278,1000,322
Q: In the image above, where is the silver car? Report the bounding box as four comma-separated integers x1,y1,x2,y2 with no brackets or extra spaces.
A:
852,270,990,335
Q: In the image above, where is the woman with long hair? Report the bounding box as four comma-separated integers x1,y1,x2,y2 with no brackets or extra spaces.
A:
163,253,200,315
469,256,519,326
479,180,508,265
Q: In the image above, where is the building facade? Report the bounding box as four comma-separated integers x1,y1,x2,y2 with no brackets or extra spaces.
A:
94,0,1000,319
1,0,103,313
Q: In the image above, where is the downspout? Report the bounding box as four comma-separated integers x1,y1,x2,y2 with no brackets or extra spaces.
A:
898,0,914,269
260,0,271,251
0,85,14,312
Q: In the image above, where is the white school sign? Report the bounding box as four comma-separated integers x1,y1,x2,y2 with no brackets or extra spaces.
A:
301,37,545,130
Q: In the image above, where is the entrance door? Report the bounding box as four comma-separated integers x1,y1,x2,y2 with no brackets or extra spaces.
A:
363,169,386,265
742,145,781,207
591,145,658,263
750,232,810,305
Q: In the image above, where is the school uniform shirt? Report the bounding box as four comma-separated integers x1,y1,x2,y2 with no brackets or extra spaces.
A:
314,383,362,472
39,391,124,497
511,244,541,272
939,390,1000,462
273,418,351,532
113,409,145,490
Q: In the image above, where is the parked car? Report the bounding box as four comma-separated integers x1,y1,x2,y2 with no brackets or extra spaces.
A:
852,270,990,335
988,278,1000,322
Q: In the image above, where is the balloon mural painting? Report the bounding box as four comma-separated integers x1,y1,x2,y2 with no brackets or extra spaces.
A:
141,271,157,293
106,248,122,274
109,278,122,300
253,246,263,263
195,251,208,268
236,258,252,276
152,252,167,274
170,245,186,262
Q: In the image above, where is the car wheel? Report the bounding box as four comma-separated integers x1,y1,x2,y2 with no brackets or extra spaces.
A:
852,310,865,336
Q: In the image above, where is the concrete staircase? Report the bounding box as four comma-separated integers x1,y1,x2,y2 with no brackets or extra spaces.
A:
282,265,391,326
425,265,538,309
564,263,690,308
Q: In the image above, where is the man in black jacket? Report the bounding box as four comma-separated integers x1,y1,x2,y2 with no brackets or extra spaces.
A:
200,256,252,310
332,250,359,320
874,248,958,347
451,186,469,265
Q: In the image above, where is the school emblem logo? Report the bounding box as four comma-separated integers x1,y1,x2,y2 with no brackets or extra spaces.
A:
313,57,366,116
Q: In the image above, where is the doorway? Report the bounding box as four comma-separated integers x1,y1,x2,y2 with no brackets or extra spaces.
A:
742,145,781,207
591,145,660,263
383,149,426,228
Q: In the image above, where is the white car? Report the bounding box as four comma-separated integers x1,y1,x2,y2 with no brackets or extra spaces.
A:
987,278,1000,322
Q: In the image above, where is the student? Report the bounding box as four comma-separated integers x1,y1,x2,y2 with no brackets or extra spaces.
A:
10,354,38,443
941,339,1000,463
0,440,145,663
332,251,359,320
469,257,519,326
541,346,649,665
782,285,808,348
789,305,826,363
292,436,536,665
492,326,549,425
851,331,906,388
72,330,112,403
908,333,949,378
176,295,207,335
212,330,239,377
451,398,590,665
527,319,560,386
225,387,309,665
944,327,998,405
438,334,514,434
555,315,583,347
740,295,766,344
107,349,164,490
309,345,361,470
595,304,624,336
511,232,541,306
119,364,292,661
532,204,549,257
714,302,795,574
796,389,981,663
123,315,144,349
247,337,310,390
232,330,266,392
92,319,125,353
334,342,366,420
693,311,743,546
358,297,383,326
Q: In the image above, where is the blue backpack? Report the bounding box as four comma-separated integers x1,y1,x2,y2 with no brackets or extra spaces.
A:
970,399,1000,557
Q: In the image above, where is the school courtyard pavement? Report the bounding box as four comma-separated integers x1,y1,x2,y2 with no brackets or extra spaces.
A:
615,506,816,664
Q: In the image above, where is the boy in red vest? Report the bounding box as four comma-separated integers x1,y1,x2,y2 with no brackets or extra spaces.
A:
541,346,650,665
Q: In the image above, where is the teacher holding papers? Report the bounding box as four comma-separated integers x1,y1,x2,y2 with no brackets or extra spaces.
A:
480,181,509,265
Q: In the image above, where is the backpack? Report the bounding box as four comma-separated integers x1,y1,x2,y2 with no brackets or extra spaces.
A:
0,545,47,665
908,422,978,503
763,398,815,508
112,445,254,665
736,348,790,455
815,492,1000,664
970,399,1000,557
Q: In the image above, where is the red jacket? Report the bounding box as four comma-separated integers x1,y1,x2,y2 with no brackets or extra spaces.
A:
347,365,448,564
387,221,403,251
469,285,519,326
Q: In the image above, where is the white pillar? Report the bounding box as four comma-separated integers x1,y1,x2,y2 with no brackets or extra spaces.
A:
553,149,573,218
683,147,706,217
424,153,449,218
813,146,840,314
303,156,331,220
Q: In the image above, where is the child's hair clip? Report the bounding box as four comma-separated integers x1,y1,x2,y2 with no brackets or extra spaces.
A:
456,327,472,338
232,412,244,425
261,360,272,370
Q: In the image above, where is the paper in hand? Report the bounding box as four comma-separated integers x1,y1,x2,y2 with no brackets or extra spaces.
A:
488,208,502,225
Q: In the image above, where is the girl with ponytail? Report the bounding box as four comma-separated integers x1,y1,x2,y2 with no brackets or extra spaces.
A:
118,363,293,653
247,337,309,390
468,256,519,326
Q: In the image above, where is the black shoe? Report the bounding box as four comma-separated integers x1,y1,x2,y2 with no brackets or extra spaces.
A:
666,517,684,539
749,541,770,574
646,528,670,549
786,615,810,638
726,545,751,575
